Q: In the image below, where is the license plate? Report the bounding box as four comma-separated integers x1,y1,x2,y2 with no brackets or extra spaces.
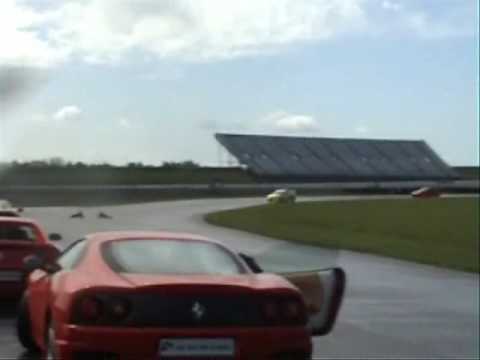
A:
158,338,235,357
0,271,22,282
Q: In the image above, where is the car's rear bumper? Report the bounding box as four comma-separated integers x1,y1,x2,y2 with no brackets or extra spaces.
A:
57,325,312,360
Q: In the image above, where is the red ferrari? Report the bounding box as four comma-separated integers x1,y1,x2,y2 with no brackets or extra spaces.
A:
0,217,61,299
17,231,345,360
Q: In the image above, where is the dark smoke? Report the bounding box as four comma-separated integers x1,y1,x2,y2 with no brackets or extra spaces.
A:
0,66,48,111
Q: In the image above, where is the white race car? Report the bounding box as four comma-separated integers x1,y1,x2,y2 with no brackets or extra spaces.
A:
266,189,297,204
0,199,24,217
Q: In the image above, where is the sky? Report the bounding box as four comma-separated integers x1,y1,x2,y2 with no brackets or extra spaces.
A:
0,0,478,166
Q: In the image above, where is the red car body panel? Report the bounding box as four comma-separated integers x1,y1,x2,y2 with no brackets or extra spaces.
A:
0,217,59,299
56,326,310,359
26,231,312,359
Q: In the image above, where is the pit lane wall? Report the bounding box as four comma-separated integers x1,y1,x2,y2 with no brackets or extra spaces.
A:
1,180,478,206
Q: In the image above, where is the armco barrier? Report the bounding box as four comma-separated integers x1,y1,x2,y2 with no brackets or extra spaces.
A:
0,179,478,192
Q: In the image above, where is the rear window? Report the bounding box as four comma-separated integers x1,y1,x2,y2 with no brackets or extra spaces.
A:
0,223,38,242
102,239,245,275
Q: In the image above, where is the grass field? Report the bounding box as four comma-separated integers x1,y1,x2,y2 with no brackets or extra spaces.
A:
206,198,479,273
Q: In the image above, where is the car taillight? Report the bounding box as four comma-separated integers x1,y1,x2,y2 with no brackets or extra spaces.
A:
263,301,279,321
78,296,103,322
106,297,131,321
281,300,306,323
262,298,306,325
74,294,132,325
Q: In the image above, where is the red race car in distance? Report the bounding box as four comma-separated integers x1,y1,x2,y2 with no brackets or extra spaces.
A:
0,217,62,299
17,231,345,360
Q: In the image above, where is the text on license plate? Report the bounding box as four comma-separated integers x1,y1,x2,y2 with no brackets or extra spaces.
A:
158,338,235,357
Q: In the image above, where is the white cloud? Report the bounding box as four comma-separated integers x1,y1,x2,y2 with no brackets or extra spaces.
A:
355,125,369,134
381,0,401,12
0,0,69,67
275,115,319,131
1,0,476,68
49,0,367,63
261,110,319,132
27,106,82,125
53,105,82,121
119,117,132,129
2,0,367,66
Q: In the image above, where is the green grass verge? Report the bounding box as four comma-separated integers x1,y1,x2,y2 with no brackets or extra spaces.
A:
206,198,479,273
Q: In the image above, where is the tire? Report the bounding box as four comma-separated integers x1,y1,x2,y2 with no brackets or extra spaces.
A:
16,293,40,352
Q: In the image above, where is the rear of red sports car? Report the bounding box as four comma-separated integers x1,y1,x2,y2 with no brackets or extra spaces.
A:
0,217,59,299
27,233,313,360
59,282,312,359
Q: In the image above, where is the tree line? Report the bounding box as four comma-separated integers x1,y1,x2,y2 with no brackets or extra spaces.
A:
0,157,201,169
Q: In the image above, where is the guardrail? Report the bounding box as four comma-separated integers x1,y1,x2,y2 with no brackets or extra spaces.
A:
1,180,478,192
2,180,476,206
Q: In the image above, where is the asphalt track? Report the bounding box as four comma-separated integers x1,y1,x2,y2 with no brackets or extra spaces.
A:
1,196,478,359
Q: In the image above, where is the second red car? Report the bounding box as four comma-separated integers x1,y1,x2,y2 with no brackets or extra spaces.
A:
0,216,61,299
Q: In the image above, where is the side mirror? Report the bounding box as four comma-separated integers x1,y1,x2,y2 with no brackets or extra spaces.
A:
283,267,346,336
49,233,62,241
238,253,263,273
23,254,61,275
23,255,45,273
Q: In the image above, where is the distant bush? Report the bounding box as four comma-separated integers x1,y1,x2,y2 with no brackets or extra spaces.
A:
0,158,251,185
161,160,200,169
0,158,201,170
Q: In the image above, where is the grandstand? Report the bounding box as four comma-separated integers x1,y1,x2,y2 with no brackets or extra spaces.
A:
215,133,458,181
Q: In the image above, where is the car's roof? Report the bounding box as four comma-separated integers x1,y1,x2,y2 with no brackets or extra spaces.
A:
85,231,211,245
0,216,39,224
0,200,13,209
64,231,298,294
0,209,20,215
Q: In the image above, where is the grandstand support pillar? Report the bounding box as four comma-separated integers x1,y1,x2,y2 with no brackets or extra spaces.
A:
217,142,224,167
227,152,237,167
